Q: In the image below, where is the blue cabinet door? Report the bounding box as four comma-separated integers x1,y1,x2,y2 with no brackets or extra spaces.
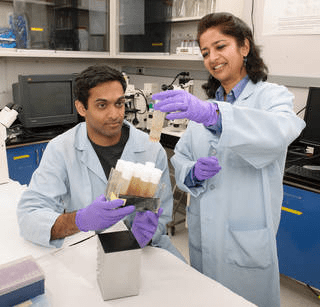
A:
6,142,48,185
277,184,320,289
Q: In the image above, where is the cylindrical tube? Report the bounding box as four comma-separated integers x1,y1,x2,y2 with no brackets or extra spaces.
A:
149,108,166,143
119,167,134,195
126,163,144,196
149,168,163,197
139,166,153,197
145,161,155,169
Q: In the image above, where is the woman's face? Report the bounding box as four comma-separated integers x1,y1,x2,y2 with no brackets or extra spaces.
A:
199,27,249,94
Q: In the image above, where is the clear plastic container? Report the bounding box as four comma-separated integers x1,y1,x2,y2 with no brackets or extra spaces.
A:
149,109,166,143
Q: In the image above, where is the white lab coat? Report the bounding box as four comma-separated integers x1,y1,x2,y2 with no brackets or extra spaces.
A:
17,121,181,258
171,80,306,307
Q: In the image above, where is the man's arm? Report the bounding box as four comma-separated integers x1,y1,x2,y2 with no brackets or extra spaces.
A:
50,196,136,241
50,212,80,241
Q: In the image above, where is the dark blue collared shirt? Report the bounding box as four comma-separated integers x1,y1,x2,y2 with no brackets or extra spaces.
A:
208,75,250,135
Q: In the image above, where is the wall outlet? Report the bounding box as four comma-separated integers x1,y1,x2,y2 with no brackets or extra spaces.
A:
136,67,145,75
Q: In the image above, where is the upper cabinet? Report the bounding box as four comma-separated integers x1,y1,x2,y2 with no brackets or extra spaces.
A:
115,0,215,55
118,0,172,53
11,0,110,52
0,0,243,59
0,0,109,53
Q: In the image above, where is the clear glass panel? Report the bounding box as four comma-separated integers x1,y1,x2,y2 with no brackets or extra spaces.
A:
11,0,110,51
173,0,216,18
119,0,172,53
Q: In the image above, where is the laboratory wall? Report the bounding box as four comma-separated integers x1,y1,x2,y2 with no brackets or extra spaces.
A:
242,0,320,117
0,57,209,110
1,0,320,120
243,0,320,78
0,57,122,109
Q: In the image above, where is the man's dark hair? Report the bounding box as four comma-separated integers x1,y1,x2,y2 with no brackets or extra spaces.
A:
197,12,268,98
74,64,127,109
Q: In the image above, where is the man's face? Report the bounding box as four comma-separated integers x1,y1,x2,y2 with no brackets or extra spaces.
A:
76,81,125,146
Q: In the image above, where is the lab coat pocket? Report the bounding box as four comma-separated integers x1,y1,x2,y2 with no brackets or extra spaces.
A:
230,153,249,169
225,227,272,269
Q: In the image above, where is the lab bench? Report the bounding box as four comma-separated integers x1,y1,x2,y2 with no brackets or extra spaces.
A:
0,180,257,307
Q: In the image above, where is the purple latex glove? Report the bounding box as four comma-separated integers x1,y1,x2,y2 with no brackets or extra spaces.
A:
131,208,164,248
194,156,221,181
75,194,135,232
152,90,219,126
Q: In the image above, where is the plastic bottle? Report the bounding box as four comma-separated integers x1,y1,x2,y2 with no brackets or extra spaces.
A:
149,107,166,143
140,166,153,197
145,162,155,169
149,168,163,197
119,167,134,195
127,163,144,196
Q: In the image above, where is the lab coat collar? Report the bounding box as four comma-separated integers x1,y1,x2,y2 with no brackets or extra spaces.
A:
237,79,260,102
124,120,148,153
74,122,106,182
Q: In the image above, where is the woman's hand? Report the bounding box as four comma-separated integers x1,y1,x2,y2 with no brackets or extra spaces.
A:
194,156,221,181
152,90,219,127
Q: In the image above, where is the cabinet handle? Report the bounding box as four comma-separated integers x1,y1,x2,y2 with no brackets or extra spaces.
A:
36,149,40,165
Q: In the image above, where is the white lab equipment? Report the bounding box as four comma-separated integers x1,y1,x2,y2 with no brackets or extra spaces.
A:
0,104,19,185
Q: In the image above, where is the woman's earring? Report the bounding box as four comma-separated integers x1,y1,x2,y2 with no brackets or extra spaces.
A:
243,56,248,67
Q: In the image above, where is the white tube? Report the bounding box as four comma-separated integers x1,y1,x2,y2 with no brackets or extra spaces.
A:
145,161,155,169
150,168,162,185
149,108,166,143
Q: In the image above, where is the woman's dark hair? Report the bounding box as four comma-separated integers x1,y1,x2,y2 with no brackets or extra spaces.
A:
74,64,127,109
197,12,268,98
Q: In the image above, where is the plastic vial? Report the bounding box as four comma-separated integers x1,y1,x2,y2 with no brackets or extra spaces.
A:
115,159,126,173
115,160,135,195
127,163,144,196
119,167,134,195
149,108,166,143
140,166,153,197
149,168,163,197
145,162,155,169
105,168,122,199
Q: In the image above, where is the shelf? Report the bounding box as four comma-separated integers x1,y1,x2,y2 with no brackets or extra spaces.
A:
18,0,55,5
0,48,203,61
170,16,203,23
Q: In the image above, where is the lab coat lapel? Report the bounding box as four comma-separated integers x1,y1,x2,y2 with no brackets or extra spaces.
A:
120,121,146,160
75,123,107,183
236,80,257,104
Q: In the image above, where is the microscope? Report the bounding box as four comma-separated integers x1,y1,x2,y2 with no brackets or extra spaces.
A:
161,72,193,131
0,103,19,184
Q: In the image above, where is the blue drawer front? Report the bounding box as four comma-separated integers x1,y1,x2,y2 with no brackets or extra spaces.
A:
6,143,47,185
277,184,320,289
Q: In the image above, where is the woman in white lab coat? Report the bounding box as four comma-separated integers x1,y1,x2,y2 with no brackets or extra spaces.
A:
153,12,305,307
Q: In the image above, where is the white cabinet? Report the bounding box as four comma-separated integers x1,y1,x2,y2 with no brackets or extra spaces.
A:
0,0,244,60
8,0,110,51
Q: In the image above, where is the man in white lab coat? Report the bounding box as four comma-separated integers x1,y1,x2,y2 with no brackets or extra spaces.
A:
17,64,182,259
